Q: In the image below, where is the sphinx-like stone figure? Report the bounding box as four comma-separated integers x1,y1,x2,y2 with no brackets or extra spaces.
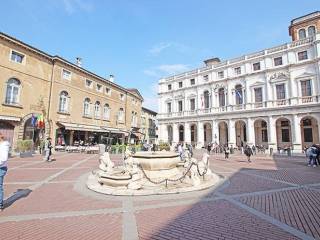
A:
198,152,212,175
98,152,114,173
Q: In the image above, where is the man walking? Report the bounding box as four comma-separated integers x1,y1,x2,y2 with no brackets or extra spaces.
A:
244,145,253,163
44,137,52,162
0,133,10,210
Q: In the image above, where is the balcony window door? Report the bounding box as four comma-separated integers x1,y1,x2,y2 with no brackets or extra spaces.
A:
203,90,210,109
276,84,286,100
301,80,312,97
218,88,225,107
190,98,195,111
235,85,243,105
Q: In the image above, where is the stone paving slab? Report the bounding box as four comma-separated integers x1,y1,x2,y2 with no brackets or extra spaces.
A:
0,213,122,240
5,168,63,182
136,200,299,240
50,167,94,181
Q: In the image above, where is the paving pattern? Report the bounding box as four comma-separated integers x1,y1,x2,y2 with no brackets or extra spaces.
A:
0,151,319,239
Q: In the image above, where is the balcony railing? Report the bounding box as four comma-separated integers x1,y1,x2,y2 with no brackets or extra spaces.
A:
158,96,319,119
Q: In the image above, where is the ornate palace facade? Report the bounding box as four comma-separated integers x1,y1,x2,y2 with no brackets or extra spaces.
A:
158,12,320,153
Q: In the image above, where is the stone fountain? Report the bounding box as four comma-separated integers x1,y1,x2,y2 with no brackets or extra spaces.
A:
86,149,221,195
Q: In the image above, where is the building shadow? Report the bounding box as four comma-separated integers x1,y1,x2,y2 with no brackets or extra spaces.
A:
139,152,319,239
4,189,32,209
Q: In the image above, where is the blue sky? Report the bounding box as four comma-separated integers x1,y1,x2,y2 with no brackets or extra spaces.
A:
0,0,318,111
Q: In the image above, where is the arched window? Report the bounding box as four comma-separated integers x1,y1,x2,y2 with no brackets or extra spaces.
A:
218,88,225,107
308,26,316,37
103,103,110,120
5,78,21,104
59,91,69,113
298,29,306,39
235,84,243,105
94,101,101,118
203,90,210,108
83,98,91,117
118,108,124,122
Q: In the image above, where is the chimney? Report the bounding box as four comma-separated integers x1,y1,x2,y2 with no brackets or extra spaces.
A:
204,57,221,66
109,74,115,82
76,57,82,67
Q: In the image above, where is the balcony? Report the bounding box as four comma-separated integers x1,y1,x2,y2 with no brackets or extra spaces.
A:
157,96,319,120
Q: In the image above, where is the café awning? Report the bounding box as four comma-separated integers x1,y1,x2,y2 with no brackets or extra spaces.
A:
0,115,21,122
58,122,106,133
102,127,130,135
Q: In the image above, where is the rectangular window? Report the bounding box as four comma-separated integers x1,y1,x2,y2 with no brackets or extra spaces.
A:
178,82,183,88
218,71,224,79
281,129,290,142
301,80,312,96
167,102,172,113
274,57,283,66
276,84,286,100
190,98,195,111
253,62,261,71
120,93,125,101
96,84,102,92
298,51,308,61
178,100,183,112
190,79,195,85
203,75,209,81
62,69,71,80
168,84,172,90
234,67,241,75
106,87,111,95
254,88,263,102
11,51,24,63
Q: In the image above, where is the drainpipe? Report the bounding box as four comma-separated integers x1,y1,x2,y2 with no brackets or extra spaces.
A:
47,58,55,138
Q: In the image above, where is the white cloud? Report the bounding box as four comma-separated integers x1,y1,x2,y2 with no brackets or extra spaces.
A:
143,64,189,79
149,42,172,56
157,64,189,75
62,0,93,14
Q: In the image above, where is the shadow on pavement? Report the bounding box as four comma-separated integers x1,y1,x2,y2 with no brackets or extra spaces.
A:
4,189,32,209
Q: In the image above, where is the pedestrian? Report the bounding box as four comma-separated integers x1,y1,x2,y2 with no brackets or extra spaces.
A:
252,145,256,155
0,133,10,210
187,144,193,157
44,137,52,162
224,146,230,159
178,143,184,161
207,143,212,154
244,145,253,162
306,145,318,167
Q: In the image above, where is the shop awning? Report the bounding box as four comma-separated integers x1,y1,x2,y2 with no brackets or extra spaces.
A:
102,127,130,135
0,115,21,122
58,122,106,133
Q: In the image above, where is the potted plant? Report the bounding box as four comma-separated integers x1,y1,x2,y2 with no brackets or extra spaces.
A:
16,140,34,158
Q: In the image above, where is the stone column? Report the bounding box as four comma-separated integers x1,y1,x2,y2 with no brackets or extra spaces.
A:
268,116,277,152
197,121,204,149
158,124,167,143
247,118,255,146
69,130,74,146
185,122,191,144
172,123,179,145
292,115,302,153
228,119,236,147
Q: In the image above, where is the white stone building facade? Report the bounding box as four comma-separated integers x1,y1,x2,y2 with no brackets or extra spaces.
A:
157,12,320,153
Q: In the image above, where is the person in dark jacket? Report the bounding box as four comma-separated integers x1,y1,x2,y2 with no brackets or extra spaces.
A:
244,145,253,162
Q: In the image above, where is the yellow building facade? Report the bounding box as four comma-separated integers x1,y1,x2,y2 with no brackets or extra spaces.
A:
0,32,143,150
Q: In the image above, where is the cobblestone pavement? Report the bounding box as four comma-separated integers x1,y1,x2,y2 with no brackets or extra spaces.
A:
1,151,319,239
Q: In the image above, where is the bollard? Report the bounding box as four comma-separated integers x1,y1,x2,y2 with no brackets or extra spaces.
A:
287,148,291,157
269,147,273,156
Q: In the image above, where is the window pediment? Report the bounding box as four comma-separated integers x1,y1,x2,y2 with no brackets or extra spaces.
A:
268,71,289,83
295,72,315,81
250,81,265,88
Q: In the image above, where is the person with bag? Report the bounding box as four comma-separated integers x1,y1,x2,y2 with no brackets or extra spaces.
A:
0,133,10,210
44,137,53,162
244,145,253,163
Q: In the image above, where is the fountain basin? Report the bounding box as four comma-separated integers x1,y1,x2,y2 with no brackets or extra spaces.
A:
133,151,180,171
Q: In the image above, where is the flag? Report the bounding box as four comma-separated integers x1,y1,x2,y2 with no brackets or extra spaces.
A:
37,114,45,129
236,90,242,99
31,114,37,127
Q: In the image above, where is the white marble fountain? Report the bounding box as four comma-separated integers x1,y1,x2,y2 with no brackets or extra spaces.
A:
86,149,221,196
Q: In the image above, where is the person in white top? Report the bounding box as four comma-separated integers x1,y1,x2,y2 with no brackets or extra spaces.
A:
0,133,10,210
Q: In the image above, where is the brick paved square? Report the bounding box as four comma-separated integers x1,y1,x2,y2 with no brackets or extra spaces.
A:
5,169,63,183
0,214,122,240
136,200,298,240
50,167,92,181
239,188,320,239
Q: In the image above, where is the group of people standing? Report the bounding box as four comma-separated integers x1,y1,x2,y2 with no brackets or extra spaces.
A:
305,144,320,167
206,143,254,162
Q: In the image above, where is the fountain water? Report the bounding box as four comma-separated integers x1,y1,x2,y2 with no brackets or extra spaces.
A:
86,149,221,195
